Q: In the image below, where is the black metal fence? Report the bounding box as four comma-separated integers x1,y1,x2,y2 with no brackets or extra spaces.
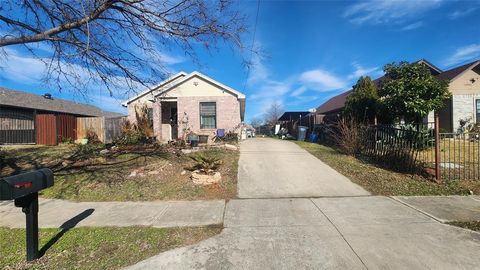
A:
363,125,428,172
320,120,480,181
418,133,480,180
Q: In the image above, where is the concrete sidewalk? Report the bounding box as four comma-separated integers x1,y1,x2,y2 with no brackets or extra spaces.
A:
0,199,225,228
394,195,480,222
125,196,480,270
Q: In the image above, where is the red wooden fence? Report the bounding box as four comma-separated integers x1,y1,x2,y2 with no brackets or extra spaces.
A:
36,113,57,145
56,114,77,142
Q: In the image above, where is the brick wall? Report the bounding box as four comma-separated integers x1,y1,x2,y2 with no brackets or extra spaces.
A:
177,96,241,140
452,94,480,131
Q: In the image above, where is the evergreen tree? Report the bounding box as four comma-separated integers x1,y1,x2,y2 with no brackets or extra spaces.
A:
344,76,379,123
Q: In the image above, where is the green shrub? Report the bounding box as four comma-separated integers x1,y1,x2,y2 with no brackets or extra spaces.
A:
189,152,222,174
117,129,147,145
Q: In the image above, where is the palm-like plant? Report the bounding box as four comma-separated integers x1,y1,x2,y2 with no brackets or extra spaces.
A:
190,153,222,174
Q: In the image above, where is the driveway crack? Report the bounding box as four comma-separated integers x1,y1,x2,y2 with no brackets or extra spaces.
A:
310,198,369,270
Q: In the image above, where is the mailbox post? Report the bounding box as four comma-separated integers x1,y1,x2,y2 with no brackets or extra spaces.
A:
0,168,54,261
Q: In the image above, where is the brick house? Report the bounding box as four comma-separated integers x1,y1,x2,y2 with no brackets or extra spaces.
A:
122,71,246,142
314,59,480,132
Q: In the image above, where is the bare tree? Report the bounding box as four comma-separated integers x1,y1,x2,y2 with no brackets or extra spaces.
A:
264,101,283,126
0,0,247,95
250,117,263,129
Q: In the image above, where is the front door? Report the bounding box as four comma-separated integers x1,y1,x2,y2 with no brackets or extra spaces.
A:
170,107,178,140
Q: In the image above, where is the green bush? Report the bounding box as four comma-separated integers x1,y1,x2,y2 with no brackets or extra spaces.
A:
189,152,222,174
117,129,148,145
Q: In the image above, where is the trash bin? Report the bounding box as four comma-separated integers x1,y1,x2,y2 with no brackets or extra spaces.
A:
297,126,308,141
309,133,318,142
190,140,199,147
188,134,199,147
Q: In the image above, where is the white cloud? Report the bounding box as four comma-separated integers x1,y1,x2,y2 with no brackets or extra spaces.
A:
448,7,477,20
89,94,128,114
400,21,424,31
444,44,480,67
290,86,307,97
249,79,293,100
344,0,444,25
246,54,269,85
347,63,380,80
0,48,46,84
299,69,347,92
158,52,184,65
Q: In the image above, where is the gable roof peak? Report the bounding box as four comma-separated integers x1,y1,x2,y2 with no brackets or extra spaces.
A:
122,71,187,106
415,59,443,74
437,59,480,82
154,70,246,99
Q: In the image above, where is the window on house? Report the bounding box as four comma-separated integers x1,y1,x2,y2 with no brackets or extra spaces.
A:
476,99,480,123
200,102,216,129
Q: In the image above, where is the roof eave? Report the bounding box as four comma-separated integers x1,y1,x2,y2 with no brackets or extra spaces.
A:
449,60,480,82
122,71,188,106
153,71,246,99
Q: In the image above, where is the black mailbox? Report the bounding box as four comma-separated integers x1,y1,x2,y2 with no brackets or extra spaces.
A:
0,168,54,200
0,168,54,262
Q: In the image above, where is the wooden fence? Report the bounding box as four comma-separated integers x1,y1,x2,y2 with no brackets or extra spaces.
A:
36,113,57,145
104,117,124,143
76,116,124,143
56,114,77,142
0,106,35,144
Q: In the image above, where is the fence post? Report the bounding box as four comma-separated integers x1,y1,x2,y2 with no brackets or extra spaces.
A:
434,112,441,181
374,116,378,154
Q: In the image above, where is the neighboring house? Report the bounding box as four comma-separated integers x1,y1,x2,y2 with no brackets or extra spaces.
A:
278,111,310,123
0,87,123,145
123,71,246,143
277,111,311,135
435,60,480,132
314,59,480,132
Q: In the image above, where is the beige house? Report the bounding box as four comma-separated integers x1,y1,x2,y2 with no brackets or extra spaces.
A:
431,60,480,132
123,71,246,142
315,59,480,132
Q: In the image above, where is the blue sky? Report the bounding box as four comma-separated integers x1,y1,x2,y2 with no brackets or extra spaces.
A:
1,0,480,122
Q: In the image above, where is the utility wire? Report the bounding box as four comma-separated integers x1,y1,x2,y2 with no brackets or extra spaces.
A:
242,0,261,93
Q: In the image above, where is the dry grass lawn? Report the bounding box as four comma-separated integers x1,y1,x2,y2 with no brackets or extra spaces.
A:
1,144,239,201
297,141,480,196
0,226,221,270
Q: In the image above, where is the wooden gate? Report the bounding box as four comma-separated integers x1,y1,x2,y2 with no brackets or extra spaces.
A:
56,114,77,142
36,113,57,145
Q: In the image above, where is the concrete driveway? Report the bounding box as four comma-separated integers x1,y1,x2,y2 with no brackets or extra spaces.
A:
125,139,480,269
238,138,369,198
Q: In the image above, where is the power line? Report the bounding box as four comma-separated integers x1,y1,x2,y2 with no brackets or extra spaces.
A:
242,0,261,93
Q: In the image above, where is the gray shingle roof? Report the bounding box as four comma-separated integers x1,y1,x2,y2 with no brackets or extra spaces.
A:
437,60,480,81
0,87,123,118
278,111,310,121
